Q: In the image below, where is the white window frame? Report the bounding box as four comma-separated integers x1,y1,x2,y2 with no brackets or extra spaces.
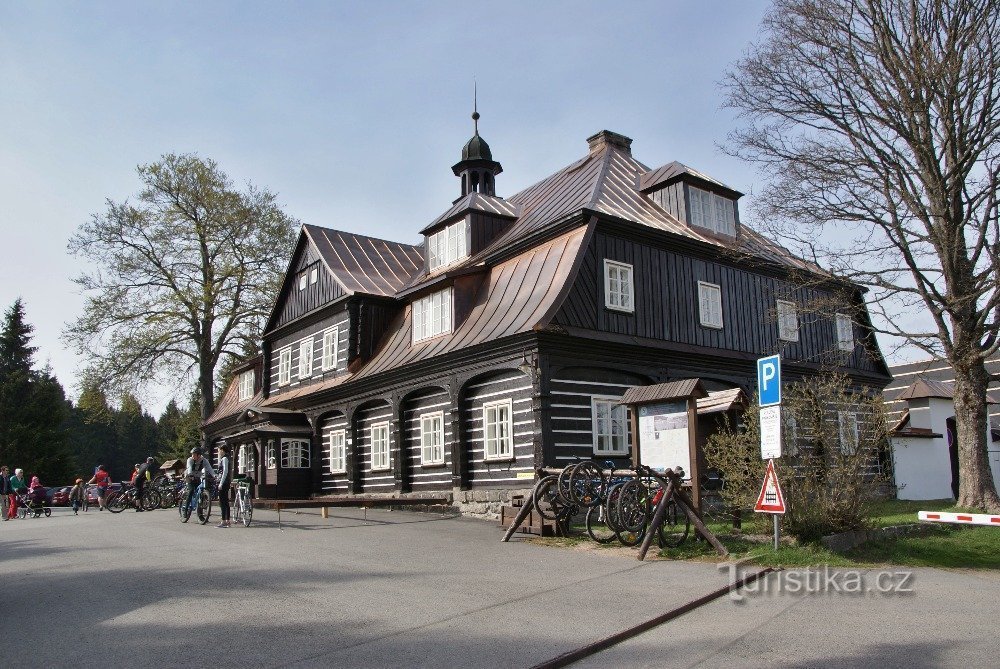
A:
327,429,346,474
238,370,254,401
370,422,390,471
688,185,736,236
280,438,310,469
298,338,314,379
604,260,634,313
411,287,453,343
836,313,854,352
298,272,307,291
321,326,340,371
777,300,799,342
419,412,445,465
698,281,723,329
482,399,514,461
278,347,292,386
309,267,318,284
266,441,276,469
237,443,255,474
592,396,629,456
838,411,860,454
427,219,468,271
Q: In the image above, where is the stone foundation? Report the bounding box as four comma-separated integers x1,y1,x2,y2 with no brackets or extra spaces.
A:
453,487,533,520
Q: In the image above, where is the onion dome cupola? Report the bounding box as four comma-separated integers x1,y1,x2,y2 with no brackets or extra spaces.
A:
452,102,503,198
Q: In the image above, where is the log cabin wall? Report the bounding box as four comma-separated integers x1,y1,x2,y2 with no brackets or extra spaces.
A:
460,369,535,486
353,402,395,493
318,413,349,494
402,387,454,491
273,242,347,330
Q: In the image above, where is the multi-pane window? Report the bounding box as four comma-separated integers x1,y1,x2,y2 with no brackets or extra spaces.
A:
370,422,390,471
777,300,799,342
420,412,445,465
427,219,468,271
298,272,307,290
689,185,737,236
281,439,310,468
238,370,254,401
322,327,339,371
836,313,854,351
604,260,634,312
328,429,346,473
592,397,628,455
278,348,292,386
237,443,254,474
266,441,276,469
298,339,314,379
412,287,453,343
698,281,723,329
838,412,860,454
483,399,513,460
309,267,318,284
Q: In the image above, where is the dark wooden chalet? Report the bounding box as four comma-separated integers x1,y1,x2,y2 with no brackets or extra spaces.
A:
204,121,891,514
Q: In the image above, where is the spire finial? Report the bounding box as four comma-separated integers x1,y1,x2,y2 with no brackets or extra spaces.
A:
472,81,480,135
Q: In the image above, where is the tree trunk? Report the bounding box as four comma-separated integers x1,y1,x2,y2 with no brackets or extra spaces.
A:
198,354,216,450
950,354,1000,513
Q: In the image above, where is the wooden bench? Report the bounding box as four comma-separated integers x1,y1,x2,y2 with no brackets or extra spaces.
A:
253,494,452,528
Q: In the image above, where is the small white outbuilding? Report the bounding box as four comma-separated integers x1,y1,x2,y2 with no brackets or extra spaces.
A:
889,378,1000,500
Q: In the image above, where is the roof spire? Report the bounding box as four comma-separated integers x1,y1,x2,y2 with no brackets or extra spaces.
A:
472,80,480,135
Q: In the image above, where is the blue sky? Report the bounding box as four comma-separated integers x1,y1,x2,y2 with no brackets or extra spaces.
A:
0,1,918,413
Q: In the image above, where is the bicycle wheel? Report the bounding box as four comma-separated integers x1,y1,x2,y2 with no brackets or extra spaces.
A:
532,475,563,521
556,465,576,506
569,461,606,508
242,497,252,527
614,479,650,535
44,507,51,517
656,499,691,548
141,487,160,511
197,490,212,524
179,490,192,523
585,504,617,543
106,491,128,513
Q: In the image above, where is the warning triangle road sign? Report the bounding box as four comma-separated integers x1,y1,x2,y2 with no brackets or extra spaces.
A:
754,459,786,514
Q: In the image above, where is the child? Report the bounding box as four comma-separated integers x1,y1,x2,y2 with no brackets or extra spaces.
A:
27,476,46,517
70,478,86,514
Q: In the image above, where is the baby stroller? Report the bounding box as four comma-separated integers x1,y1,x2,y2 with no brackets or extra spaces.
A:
19,487,51,518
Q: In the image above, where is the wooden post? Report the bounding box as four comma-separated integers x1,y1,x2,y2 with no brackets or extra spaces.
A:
501,495,535,542
673,488,727,557
630,407,641,468
686,398,700,511
636,480,676,561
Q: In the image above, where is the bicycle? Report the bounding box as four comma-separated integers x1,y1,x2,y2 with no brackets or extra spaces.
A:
107,484,160,513
231,477,253,527
614,466,690,548
178,477,212,525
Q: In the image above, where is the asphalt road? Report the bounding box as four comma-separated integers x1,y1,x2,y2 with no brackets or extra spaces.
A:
1,506,997,668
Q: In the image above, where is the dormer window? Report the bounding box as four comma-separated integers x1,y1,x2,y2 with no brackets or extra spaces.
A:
238,370,254,401
412,287,453,343
688,185,736,236
427,219,468,271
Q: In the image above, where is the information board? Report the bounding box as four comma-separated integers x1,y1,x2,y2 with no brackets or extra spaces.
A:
638,401,690,477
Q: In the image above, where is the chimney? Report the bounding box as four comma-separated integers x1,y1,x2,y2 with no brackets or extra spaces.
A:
586,130,633,156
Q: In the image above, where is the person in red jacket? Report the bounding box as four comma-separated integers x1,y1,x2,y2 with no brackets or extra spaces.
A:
87,465,112,511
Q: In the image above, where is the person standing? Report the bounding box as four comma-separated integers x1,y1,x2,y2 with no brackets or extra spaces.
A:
183,448,215,513
69,479,86,514
134,457,156,512
216,445,232,528
87,465,112,511
0,466,12,520
8,468,26,519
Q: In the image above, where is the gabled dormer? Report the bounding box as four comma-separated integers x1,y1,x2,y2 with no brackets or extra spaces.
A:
639,162,743,238
420,194,520,274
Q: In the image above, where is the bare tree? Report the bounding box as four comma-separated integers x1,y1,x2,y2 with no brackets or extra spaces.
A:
724,0,1000,511
66,154,297,431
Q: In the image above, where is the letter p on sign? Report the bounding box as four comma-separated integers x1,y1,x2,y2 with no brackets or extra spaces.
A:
757,355,781,407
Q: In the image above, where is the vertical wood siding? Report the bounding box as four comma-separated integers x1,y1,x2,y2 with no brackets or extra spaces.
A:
353,403,395,492
461,370,535,485
552,229,884,374
319,413,349,494
402,387,453,490
275,243,347,329
269,310,351,398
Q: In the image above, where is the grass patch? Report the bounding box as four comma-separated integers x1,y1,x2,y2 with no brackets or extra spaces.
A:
656,536,860,567
865,498,955,528
848,525,1000,569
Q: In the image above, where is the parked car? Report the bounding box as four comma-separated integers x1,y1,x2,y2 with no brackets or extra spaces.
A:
50,486,71,506
85,482,121,506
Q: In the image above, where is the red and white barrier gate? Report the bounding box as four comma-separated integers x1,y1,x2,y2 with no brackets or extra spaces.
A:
918,511,1000,526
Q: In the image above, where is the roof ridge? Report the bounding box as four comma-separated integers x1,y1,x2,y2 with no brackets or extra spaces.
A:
584,144,616,211
303,223,421,251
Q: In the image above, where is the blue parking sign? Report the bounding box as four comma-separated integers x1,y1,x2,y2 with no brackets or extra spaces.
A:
757,355,781,407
